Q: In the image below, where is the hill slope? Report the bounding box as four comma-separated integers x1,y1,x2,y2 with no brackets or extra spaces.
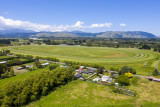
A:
32,32,78,38
0,30,156,38
96,31,155,38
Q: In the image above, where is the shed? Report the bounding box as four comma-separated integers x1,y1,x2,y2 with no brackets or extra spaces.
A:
74,73,82,78
93,77,101,82
41,63,49,66
0,61,7,64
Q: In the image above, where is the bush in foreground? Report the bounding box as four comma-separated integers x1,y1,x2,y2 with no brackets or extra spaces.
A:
117,75,130,86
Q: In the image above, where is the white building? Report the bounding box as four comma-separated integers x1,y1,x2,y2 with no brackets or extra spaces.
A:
74,73,82,78
80,66,84,69
41,63,49,66
93,77,101,82
0,61,7,64
101,75,110,82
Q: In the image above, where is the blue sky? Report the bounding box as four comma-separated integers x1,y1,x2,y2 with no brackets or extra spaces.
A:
0,0,160,36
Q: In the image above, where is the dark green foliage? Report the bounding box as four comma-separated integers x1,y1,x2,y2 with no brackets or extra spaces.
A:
153,48,157,52
139,44,151,50
152,69,159,76
34,60,43,68
49,64,59,71
96,67,104,75
119,65,136,75
1,71,9,79
0,64,14,79
70,65,80,69
21,65,26,69
0,67,74,106
10,69,15,76
117,75,130,86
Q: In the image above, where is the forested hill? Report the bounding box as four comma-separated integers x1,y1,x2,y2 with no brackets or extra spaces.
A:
0,30,156,38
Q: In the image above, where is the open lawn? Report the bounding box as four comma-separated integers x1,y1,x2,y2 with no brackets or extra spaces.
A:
26,79,160,107
1,45,160,75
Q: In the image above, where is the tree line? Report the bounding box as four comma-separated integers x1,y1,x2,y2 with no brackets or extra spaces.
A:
0,67,75,107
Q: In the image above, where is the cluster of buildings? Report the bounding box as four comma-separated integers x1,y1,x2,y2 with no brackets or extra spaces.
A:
93,75,113,83
74,66,113,83
74,66,97,78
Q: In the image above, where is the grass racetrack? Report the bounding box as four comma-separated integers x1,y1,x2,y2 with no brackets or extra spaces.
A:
3,45,157,64
2,44,160,75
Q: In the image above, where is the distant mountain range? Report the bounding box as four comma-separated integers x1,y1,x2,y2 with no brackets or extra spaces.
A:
0,29,156,38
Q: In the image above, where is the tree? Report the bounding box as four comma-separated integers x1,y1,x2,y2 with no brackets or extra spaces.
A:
139,44,151,50
119,65,136,75
117,75,130,86
152,69,159,76
10,69,15,76
1,96,12,107
49,64,59,71
153,48,157,52
96,67,104,75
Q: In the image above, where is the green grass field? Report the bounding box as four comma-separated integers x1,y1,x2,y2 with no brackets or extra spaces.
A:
3,45,157,63
26,79,160,107
1,44,160,75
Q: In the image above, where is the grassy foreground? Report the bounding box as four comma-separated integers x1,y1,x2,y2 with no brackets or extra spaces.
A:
26,79,160,107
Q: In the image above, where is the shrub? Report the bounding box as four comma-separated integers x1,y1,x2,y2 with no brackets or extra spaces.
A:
49,64,59,71
117,75,130,86
125,72,133,78
152,69,159,76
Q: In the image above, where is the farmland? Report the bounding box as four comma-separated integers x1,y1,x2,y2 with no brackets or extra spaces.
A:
2,44,159,75
26,79,160,107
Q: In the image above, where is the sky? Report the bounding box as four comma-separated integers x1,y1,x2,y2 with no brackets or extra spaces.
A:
0,0,160,36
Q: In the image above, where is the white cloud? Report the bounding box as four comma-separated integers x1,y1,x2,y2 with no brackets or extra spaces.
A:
73,21,84,27
120,23,126,27
89,23,113,28
0,16,113,32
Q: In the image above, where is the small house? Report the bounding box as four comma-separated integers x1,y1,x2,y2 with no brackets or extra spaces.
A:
93,77,101,82
26,65,31,68
115,83,119,86
41,63,49,66
60,65,69,68
84,67,97,74
77,68,84,73
101,75,110,82
74,72,82,78
80,66,84,69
